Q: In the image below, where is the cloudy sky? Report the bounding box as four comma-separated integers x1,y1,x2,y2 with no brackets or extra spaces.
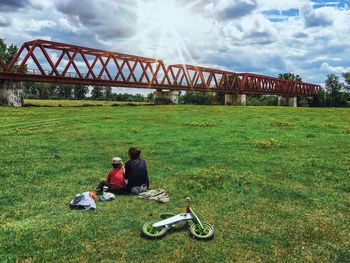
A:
1,0,350,86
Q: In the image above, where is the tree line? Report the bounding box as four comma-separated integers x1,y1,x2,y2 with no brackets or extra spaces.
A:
178,73,349,106
23,82,146,102
279,72,350,107
18,73,350,107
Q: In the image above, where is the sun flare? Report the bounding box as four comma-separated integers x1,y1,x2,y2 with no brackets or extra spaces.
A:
134,0,202,64
138,0,189,34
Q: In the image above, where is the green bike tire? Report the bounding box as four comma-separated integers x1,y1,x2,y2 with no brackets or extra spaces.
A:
141,220,167,239
189,222,214,240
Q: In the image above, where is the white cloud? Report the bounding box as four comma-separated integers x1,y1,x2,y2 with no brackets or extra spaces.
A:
301,4,333,27
0,0,350,86
54,0,138,39
26,19,56,32
214,0,258,19
320,62,350,73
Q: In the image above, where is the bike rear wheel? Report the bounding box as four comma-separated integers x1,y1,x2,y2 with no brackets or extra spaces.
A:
141,220,167,239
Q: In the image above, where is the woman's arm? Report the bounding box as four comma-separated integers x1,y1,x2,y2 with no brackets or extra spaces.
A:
144,160,149,188
124,162,129,180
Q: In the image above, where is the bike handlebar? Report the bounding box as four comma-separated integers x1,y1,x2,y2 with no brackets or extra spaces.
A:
186,197,191,206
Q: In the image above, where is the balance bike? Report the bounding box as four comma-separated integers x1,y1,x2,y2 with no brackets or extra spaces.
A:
141,197,214,240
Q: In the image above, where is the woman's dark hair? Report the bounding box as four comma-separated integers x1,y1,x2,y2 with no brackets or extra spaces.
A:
128,147,141,161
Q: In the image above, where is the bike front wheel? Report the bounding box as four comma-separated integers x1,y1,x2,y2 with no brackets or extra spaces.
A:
141,220,167,239
189,222,214,240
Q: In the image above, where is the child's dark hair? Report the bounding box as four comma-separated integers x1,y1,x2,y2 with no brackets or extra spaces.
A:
128,147,141,161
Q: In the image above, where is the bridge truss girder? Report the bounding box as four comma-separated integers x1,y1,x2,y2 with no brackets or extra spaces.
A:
0,39,320,97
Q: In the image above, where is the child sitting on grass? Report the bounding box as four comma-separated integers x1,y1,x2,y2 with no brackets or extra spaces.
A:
96,157,126,195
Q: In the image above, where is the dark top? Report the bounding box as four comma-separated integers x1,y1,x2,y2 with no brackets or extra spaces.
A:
125,159,149,192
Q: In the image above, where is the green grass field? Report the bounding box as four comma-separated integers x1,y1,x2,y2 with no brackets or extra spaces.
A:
24,99,149,107
0,103,349,262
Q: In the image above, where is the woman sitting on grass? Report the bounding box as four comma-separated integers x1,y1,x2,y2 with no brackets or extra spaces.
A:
96,157,126,195
125,147,149,194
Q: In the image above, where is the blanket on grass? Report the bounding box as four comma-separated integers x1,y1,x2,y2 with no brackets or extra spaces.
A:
138,189,169,203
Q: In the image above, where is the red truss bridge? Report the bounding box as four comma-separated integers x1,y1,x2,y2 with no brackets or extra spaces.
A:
0,39,320,97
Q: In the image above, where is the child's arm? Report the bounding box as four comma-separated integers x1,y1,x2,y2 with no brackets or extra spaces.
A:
106,170,111,184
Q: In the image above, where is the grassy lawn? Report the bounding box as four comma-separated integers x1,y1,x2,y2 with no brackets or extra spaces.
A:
24,99,149,107
0,103,349,262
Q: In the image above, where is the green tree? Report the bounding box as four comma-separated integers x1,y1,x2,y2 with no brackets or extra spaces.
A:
56,84,73,99
0,39,6,61
23,82,40,98
91,86,103,99
325,74,342,97
134,93,144,102
0,39,18,71
310,88,327,107
323,74,347,106
38,83,52,99
278,73,302,82
0,39,15,64
104,86,113,100
73,85,88,99
147,92,154,102
23,82,54,99
342,72,350,92
246,95,278,106
179,91,214,105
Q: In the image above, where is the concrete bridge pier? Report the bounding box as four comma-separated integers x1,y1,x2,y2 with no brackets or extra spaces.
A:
0,81,24,107
154,89,179,104
225,93,247,106
278,96,297,107
288,97,297,107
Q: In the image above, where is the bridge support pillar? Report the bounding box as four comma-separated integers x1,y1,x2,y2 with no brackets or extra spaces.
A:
225,94,246,106
0,81,23,107
238,94,247,106
288,96,297,107
278,96,297,107
278,96,286,106
224,94,233,105
154,89,179,104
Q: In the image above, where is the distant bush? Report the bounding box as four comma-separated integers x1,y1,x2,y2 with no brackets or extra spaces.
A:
24,93,39,99
320,123,337,129
179,91,214,105
298,97,311,107
273,120,291,127
247,95,278,106
310,84,349,107
250,138,282,149
154,98,173,104
183,120,215,127
180,167,225,192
